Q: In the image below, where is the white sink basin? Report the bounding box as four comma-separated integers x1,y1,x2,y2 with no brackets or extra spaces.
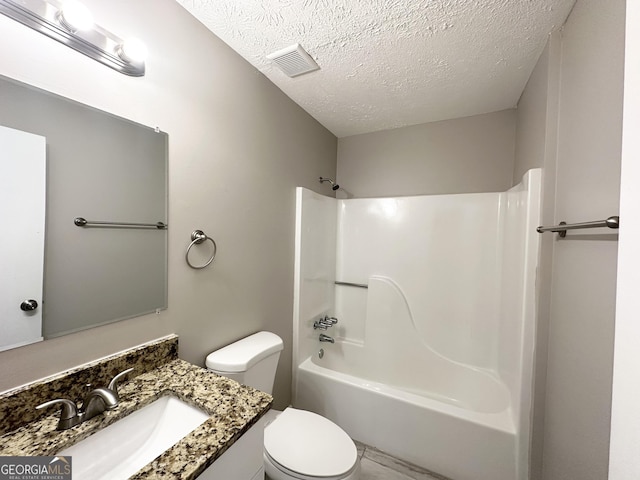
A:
59,395,209,480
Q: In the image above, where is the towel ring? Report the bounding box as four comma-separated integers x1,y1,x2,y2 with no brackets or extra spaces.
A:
186,229,217,269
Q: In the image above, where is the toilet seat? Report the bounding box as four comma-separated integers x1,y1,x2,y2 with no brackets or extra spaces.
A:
264,408,359,479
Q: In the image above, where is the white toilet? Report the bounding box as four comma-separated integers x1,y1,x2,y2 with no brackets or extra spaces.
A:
206,331,361,480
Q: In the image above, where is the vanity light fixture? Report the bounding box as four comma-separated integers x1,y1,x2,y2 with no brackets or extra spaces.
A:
56,0,93,32
0,0,147,76
115,37,148,64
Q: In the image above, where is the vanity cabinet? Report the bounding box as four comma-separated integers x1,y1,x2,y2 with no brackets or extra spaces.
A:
197,419,264,480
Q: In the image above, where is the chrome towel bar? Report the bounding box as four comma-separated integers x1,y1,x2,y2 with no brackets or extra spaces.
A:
537,215,619,237
335,281,368,289
74,217,167,229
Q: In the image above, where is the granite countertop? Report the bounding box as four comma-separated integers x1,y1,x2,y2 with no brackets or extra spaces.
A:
0,358,273,479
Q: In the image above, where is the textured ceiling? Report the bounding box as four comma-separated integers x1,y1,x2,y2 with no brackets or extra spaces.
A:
176,0,576,137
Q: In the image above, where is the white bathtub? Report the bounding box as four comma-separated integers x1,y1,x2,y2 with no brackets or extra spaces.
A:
294,355,517,480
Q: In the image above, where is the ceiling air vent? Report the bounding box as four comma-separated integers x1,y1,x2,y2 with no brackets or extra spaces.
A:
266,44,320,78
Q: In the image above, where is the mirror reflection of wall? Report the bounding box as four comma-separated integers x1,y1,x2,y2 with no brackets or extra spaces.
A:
0,75,168,349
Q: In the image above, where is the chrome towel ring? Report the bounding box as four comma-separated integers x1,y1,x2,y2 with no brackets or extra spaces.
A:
186,229,217,269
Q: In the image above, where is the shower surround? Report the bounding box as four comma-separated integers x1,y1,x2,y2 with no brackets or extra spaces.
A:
292,169,541,480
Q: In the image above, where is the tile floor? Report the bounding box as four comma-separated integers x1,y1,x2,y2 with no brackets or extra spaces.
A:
355,441,452,480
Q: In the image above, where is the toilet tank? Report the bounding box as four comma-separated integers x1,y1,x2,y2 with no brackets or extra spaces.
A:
205,331,283,394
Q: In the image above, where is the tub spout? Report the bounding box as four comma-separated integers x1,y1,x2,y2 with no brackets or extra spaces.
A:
319,334,335,343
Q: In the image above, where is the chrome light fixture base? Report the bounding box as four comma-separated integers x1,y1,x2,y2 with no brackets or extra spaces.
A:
0,0,145,76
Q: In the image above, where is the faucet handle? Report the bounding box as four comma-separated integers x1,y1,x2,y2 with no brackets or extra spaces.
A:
323,316,338,325
108,367,134,400
36,398,78,419
36,398,80,430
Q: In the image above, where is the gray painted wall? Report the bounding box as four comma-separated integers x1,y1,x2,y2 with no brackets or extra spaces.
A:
514,44,552,185
542,0,623,478
336,109,517,197
0,0,337,409
515,0,624,478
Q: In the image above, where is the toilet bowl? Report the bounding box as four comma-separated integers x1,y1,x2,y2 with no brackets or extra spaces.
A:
206,331,360,480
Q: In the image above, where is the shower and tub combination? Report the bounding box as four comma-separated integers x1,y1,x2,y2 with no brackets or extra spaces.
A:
292,170,542,480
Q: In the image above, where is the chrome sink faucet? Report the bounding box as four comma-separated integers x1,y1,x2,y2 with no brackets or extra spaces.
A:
36,368,133,430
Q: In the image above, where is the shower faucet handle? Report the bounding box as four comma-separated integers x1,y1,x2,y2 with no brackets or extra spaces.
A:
313,316,338,330
313,320,329,330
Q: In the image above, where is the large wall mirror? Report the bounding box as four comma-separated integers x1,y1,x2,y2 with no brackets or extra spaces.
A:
0,75,168,351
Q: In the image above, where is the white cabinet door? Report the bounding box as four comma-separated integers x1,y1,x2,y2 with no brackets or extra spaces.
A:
0,125,46,351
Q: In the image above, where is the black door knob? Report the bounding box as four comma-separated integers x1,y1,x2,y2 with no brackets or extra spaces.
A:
20,299,38,311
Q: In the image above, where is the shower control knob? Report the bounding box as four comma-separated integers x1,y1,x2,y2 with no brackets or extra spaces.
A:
20,299,38,312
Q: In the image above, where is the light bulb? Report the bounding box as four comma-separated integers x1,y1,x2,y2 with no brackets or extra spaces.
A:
116,38,148,64
58,1,93,32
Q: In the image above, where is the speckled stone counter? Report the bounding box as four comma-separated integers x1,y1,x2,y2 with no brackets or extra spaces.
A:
0,336,273,479
0,335,180,435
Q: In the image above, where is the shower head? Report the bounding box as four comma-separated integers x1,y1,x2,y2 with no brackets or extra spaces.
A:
319,177,340,191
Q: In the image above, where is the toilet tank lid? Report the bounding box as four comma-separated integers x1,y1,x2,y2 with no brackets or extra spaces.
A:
206,331,284,373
